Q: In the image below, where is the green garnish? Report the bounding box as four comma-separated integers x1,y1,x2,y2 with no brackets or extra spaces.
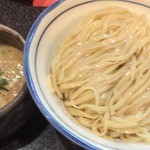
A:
0,69,3,76
0,70,9,92
0,49,8,56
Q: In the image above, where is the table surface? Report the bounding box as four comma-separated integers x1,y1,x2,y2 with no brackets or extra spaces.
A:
0,0,84,149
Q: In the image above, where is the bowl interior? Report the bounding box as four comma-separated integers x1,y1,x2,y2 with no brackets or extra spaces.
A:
25,0,150,150
0,31,23,50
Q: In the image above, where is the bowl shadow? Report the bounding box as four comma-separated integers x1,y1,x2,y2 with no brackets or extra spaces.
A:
57,132,85,150
0,95,49,149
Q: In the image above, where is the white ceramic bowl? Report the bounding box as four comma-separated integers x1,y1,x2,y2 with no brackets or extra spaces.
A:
24,0,150,150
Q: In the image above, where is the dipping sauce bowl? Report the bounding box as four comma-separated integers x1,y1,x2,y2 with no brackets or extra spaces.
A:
0,24,33,140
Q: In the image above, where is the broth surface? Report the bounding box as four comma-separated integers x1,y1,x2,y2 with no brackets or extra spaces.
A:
0,45,25,108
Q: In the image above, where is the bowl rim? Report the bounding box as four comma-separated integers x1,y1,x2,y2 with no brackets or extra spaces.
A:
0,24,27,116
24,0,150,150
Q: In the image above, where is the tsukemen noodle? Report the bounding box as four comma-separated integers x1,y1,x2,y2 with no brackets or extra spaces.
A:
51,7,150,143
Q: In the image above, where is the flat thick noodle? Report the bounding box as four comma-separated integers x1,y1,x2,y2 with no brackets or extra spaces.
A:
51,7,150,143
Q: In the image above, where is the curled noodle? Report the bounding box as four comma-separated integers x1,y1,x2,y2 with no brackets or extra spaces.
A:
51,7,150,143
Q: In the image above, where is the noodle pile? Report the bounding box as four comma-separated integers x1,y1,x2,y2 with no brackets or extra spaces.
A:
51,7,150,143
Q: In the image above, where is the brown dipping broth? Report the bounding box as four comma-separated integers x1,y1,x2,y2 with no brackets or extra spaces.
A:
0,45,25,108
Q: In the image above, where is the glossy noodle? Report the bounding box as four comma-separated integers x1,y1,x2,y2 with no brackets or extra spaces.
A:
51,7,150,143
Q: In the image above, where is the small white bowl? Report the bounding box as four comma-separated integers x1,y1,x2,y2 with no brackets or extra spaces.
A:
24,0,150,150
